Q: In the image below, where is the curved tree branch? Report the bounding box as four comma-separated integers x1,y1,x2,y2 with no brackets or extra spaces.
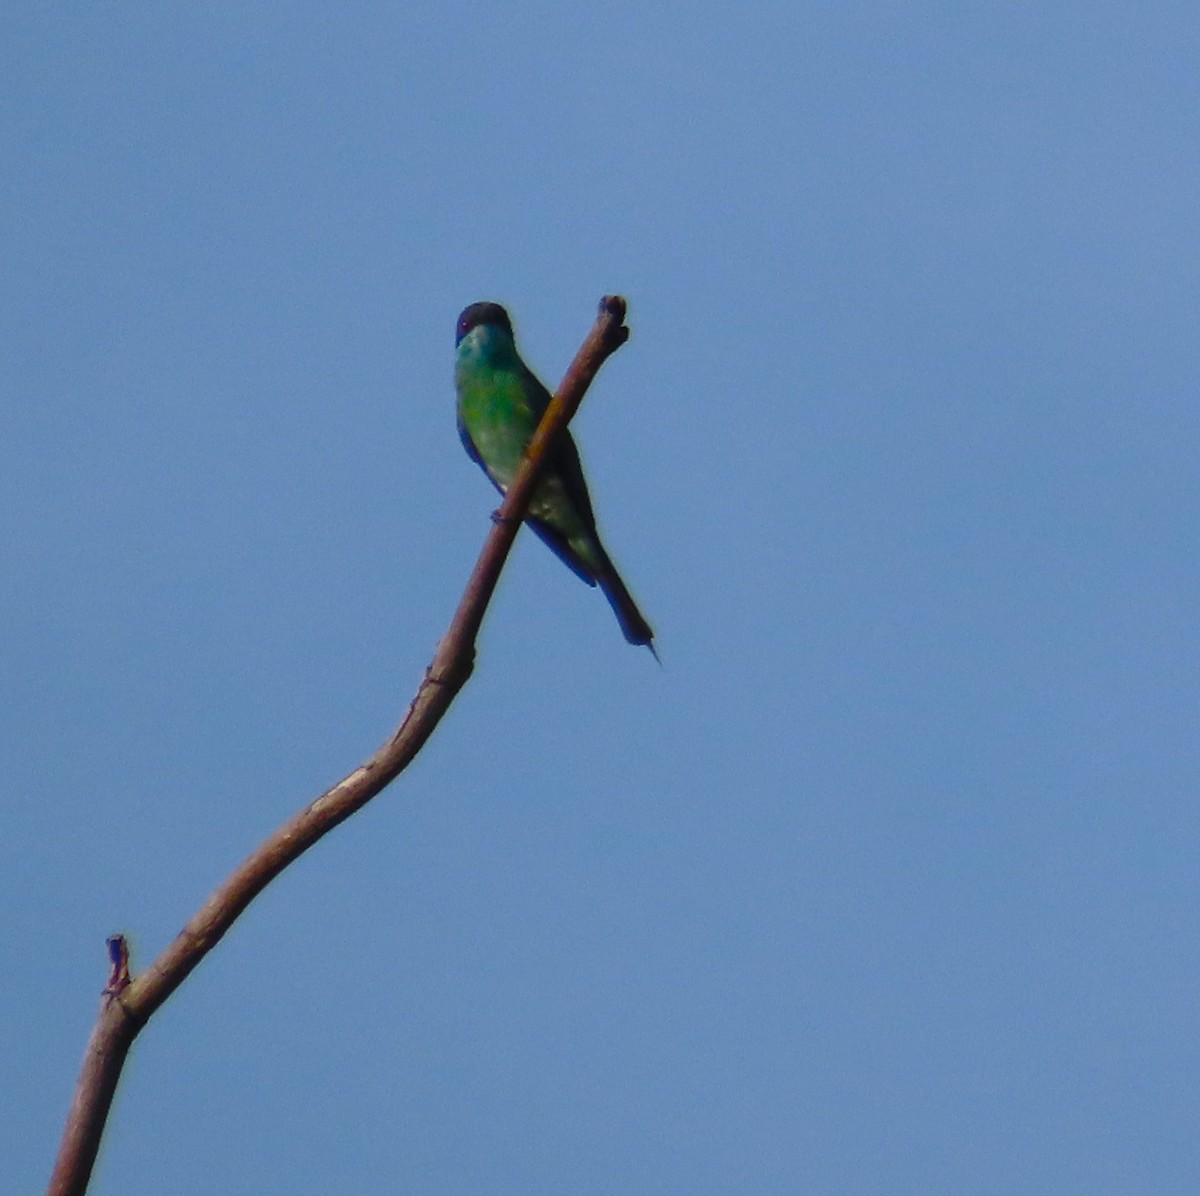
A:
46,295,632,1196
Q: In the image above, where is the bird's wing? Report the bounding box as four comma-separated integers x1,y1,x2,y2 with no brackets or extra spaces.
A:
515,367,603,584
526,515,599,587
457,411,485,470
548,431,598,530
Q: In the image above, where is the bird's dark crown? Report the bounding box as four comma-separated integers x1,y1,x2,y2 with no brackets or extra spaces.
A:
456,302,513,346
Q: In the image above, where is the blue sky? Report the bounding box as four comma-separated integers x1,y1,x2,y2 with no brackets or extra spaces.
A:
6,3,1199,1192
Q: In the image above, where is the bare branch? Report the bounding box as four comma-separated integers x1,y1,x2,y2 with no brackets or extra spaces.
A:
46,295,631,1196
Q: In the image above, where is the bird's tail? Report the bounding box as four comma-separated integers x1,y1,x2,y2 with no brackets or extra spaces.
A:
597,563,656,654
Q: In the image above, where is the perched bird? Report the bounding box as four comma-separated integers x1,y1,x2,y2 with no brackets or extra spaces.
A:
455,301,655,651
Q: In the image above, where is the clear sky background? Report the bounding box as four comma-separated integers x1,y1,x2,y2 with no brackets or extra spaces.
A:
5,4,1198,1193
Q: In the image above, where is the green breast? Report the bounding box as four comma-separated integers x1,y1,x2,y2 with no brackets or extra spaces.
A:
456,335,545,487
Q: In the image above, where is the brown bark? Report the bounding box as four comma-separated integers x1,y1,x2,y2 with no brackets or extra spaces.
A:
46,296,631,1196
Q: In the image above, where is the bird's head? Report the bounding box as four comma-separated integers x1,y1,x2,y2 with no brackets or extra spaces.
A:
456,302,514,347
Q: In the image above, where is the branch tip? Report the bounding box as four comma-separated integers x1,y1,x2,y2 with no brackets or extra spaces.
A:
104,935,131,998
599,294,627,322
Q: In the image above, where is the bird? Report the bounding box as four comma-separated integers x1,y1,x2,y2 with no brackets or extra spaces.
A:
455,301,655,652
